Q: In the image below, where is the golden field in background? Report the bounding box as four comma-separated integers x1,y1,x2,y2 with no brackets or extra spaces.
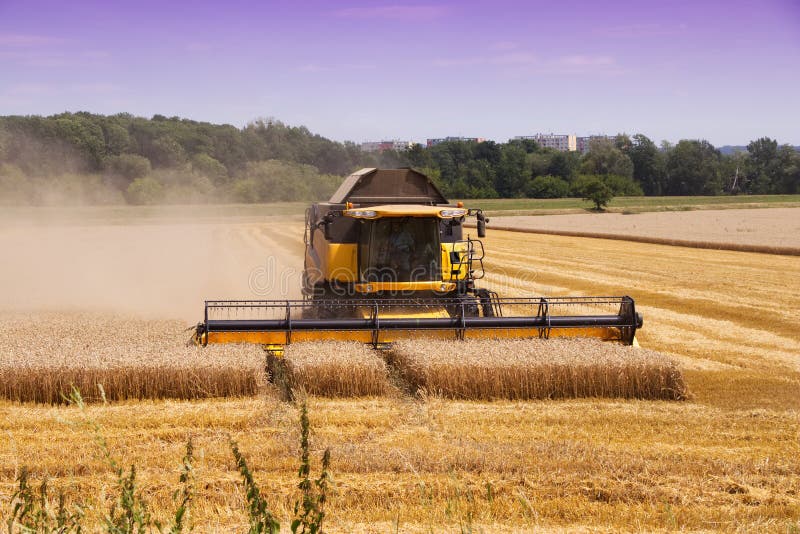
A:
0,208,798,531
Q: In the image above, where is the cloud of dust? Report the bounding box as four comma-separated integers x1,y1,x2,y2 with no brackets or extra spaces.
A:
0,210,306,323
0,131,127,206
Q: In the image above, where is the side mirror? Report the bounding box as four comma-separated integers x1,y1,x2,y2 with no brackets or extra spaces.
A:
476,211,488,238
319,212,338,241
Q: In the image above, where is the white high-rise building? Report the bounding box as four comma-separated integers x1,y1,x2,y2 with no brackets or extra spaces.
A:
360,140,413,153
513,134,577,152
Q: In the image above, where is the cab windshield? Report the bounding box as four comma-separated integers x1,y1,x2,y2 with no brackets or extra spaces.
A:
359,218,440,282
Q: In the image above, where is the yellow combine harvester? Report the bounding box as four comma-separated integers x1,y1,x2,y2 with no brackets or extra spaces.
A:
194,168,642,349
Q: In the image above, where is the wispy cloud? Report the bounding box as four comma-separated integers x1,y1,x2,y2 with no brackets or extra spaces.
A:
334,5,447,21
185,42,213,52
2,82,122,96
297,63,330,73
493,52,537,65
296,62,377,73
0,33,65,47
70,83,121,94
0,49,110,67
342,62,378,70
431,52,622,76
557,55,615,67
594,24,687,38
488,41,518,51
4,83,55,96
433,51,537,68
83,50,111,59
432,56,484,67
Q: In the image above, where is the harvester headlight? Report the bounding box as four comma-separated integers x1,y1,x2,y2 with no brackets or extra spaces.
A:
439,209,466,218
440,283,448,292
346,209,377,218
364,284,374,292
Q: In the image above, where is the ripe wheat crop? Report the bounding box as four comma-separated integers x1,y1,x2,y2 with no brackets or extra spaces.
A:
388,338,687,400
283,341,391,397
0,312,265,403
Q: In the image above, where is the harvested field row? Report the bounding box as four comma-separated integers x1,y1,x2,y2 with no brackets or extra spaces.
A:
483,208,800,254
282,341,391,397
388,339,687,401
481,224,800,256
0,312,265,403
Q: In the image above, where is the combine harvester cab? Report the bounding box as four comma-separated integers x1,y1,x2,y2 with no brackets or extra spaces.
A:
194,168,642,351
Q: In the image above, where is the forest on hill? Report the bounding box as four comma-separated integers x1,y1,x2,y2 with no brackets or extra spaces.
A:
0,112,797,205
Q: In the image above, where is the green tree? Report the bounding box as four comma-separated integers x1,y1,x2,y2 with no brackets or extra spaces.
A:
106,154,152,183
614,133,633,153
529,151,552,179
236,160,339,202
665,140,722,195
52,113,108,170
126,176,164,205
576,177,613,210
191,153,229,185
775,145,800,194
719,150,748,193
405,143,432,168
101,122,131,155
742,137,794,194
495,144,529,197
546,150,580,181
525,175,570,198
462,159,498,198
148,136,187,168
603,174,643,196
473,140,502,165
628,134,665,195
581,138,634,179
232,179,260,203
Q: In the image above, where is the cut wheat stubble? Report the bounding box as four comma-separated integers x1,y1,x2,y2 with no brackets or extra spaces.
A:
388,338,687,401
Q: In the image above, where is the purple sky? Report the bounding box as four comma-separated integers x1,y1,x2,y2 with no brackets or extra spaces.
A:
1,0,799,145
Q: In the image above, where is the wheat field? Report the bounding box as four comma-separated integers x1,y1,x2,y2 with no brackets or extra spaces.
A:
389,338,686,400
0,209,798,532
0,312,265,403
283,341,392,397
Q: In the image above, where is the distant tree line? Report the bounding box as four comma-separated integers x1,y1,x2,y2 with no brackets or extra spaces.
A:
405,134,799,200
0,112,797,205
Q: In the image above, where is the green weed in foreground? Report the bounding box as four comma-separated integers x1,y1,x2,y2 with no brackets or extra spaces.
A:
4,388,331,534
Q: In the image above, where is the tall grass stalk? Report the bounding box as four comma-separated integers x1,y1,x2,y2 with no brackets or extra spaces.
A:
6,467,84,533
229,440,280,534
291,401,331,534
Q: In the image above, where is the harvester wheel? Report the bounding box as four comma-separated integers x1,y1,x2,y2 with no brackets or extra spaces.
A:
475,288,496,317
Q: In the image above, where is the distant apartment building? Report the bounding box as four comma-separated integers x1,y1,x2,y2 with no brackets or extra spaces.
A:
360,140,413,153
426,136,486,147
576,135,613,153
513,134,577,152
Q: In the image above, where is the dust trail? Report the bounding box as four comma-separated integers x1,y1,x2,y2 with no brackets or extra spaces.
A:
0,214,305,322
